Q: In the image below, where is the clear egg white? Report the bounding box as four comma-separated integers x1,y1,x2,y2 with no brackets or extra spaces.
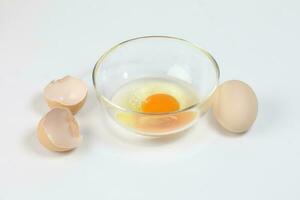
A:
111,77,199,112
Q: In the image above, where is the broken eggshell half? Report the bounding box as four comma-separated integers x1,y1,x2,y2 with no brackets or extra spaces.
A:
37,107,82,152
44,75,88,114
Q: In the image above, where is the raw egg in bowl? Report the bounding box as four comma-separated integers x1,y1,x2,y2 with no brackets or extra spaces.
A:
93,36,219,136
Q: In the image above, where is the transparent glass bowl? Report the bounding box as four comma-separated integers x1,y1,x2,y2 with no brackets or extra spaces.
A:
93,36,220,136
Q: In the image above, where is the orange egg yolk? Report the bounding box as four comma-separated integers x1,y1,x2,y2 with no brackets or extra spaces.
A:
141,93,180,113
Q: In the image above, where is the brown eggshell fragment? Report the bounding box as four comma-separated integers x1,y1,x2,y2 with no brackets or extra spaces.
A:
37,107,82,152
44,76,88,114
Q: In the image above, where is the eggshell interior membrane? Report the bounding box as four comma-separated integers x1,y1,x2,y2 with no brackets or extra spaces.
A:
42,107,81,149
44,76,87,105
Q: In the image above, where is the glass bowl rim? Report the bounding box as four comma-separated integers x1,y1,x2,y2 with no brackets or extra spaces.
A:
92,35,220,115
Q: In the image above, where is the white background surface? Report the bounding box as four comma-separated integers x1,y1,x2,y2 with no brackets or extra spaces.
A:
1,0,300,199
